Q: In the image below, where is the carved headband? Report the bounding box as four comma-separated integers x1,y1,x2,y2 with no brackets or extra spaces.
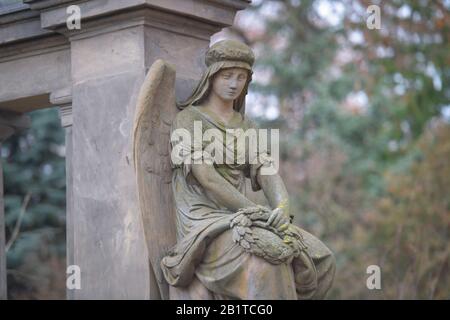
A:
205,39,255,68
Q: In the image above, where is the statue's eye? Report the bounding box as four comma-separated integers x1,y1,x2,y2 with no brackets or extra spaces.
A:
223,73,232,79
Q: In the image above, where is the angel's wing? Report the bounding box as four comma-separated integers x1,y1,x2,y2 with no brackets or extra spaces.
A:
133,59,178,300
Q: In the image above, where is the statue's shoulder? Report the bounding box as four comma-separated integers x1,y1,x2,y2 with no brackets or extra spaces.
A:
173,105,202,129
242,114,259,129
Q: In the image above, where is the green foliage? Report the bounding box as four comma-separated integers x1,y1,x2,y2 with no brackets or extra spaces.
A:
2,108,66,299
369,121,450,299
245,0,450,299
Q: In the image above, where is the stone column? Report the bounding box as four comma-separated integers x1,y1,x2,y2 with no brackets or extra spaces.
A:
68,20,153,300
0,111,31,300
0,141,5,300
51,88,74,300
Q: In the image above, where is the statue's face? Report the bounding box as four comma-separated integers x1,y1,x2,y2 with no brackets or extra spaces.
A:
211,67,248,102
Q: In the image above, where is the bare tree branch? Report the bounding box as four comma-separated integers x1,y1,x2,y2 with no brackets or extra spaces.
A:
5,192,31,253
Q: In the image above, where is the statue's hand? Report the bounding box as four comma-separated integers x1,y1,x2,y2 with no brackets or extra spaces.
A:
266,207,290,231
236,205,271,222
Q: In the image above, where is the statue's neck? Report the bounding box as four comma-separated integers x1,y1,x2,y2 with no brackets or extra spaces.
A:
202,94,235,124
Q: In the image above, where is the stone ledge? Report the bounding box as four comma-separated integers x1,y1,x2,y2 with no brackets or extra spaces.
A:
0,3,50,46
28,0,250,30
1,0,250,47
0,2,30,18
0,14,53,45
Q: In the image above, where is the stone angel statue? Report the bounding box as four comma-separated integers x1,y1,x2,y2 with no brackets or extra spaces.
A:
133,40,335,300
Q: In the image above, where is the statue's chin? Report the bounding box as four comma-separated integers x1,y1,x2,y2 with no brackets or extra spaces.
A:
218,93,237,102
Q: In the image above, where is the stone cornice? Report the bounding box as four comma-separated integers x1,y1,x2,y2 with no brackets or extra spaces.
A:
26,0,250,30
1,0,250,46
0,3,52,46
0,3,33,23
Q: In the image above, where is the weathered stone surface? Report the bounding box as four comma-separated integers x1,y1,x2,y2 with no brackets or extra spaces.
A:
71,70,150,299
65,6,244,298
25,0,248,30
0,11,52,45
142,40,336,300
0,150,5,300
133,59,178,300
0,43,70,112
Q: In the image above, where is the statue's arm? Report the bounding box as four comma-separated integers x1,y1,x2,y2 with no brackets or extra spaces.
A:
257,172,291,228
192,163,257,211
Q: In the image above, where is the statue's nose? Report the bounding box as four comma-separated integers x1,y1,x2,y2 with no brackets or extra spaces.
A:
229,80,238,89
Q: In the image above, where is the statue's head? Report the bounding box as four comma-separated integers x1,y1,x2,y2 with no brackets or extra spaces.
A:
178,39,255,114
209,67,249,104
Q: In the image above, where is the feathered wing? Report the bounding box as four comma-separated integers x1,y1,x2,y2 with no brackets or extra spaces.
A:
133,60,178,300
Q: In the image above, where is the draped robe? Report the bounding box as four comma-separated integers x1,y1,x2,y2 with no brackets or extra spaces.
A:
161,105,335,299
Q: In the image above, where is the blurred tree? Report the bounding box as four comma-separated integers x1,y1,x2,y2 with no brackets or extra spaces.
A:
1,108,66,299
239,0,450,298
345,0,450,140
372,120,450,299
